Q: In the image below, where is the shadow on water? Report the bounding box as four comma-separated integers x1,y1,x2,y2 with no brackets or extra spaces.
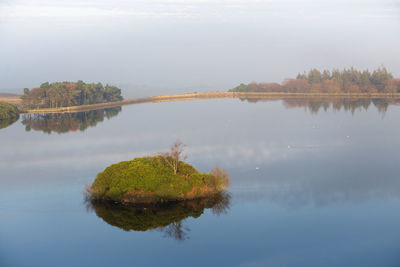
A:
85,192,231,241
21,107,121,134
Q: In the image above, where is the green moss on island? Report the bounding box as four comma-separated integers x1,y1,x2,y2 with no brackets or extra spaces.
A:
0,102,20,129
88,155,230,204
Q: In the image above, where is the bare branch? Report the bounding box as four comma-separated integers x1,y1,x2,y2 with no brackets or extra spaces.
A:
160,140,186,174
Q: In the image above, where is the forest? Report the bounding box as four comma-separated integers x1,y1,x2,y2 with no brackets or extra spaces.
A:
21,81,123,109
229,67,400,94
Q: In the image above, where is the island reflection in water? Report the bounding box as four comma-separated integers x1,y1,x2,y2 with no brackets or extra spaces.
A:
86,192,231,241
21,107,121,134
16,98,400,134
242,97,399,115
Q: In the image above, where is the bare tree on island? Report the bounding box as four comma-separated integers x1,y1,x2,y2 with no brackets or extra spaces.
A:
161,140,187,174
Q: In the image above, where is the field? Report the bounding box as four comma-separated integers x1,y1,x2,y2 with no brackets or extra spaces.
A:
0,93,22,105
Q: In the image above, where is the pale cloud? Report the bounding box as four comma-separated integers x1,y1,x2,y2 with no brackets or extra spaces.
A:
1,0,398,21
0,141,291,169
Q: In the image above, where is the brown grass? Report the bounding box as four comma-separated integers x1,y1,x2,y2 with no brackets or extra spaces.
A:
0,93,22,105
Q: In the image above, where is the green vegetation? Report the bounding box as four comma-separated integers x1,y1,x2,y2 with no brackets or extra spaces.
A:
88,142,230,204
86,141,230,239
21,81,123,109
21,107,121,134
88,192,230,240
0,102,20,129
0,102,19,120
230,67,400,94
89,156,230,203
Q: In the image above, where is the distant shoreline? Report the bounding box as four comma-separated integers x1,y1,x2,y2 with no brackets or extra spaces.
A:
0,93,23,105
2,92,400,114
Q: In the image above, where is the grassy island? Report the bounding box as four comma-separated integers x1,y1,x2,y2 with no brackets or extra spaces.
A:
88,156,229,203
87,142,230,204
0,102,20,129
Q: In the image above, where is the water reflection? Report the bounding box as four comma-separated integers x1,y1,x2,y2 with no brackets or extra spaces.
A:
16,98,398,135
242,97,399,115
0,115,19,130
21,107,121,134
233,159,400,208
86,192,231,241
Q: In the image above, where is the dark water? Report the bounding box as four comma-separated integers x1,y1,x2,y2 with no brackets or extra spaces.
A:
1,98,400,266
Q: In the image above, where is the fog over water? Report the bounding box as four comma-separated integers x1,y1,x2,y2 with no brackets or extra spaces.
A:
1,0,400,96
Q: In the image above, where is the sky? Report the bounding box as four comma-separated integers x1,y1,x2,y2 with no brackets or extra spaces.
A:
0,0,399,96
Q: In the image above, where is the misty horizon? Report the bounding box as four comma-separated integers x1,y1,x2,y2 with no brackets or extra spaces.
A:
1,0,399,97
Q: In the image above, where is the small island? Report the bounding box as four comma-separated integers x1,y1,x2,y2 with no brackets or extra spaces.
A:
87,141,230,204
21,81,123,109
0,102,20,129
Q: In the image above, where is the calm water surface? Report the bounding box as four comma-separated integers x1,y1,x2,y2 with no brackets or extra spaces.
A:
1,98,400,266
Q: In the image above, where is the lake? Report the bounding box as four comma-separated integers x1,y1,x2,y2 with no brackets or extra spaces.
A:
1,98,400,266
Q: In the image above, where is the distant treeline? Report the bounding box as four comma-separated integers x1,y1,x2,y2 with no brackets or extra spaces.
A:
22,81,123,109
230,67,400,94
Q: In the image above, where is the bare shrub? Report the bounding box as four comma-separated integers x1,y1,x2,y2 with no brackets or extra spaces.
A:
210,166,230,191
83,184,93,200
